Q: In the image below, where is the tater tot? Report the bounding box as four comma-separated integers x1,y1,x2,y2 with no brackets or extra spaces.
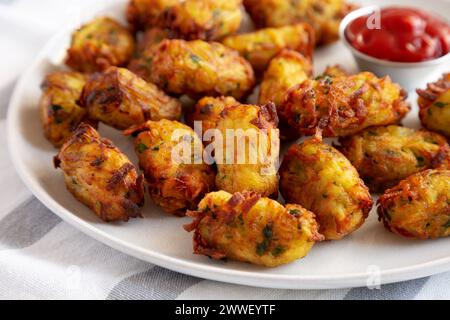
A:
243,0,356,45
39,71,97,148
417,73,450,138
222,24,315,73
66,17,135,73
129,39,255,100
80,67,181,130
124,120,215,216
339,126,450,193
126,0,180,32
54,124,145,222
279,72,410,138
259,50,312,140
280,135,373,240
378,169,450,240
185,191,324,267
215,103,280,198
158,0,242,40
185,96,239,139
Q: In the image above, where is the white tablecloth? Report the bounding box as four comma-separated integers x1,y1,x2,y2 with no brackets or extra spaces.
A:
1,0,449,300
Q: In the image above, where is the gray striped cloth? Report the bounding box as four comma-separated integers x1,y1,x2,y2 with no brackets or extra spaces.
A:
0,0,449,300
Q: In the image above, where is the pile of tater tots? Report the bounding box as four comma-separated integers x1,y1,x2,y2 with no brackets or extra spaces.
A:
39,0,449,268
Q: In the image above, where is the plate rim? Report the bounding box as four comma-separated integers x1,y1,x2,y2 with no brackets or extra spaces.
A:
6,0,450,290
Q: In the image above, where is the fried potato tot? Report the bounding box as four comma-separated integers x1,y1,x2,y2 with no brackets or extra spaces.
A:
280,135,373,240
157,0,242,40
186,96,239,139
259,50,312,140
66,17,135,73
54,124,145,222
127,0,180,32
417,73,450,138
339,126,450,193
124,120,215,216
129,39,255,100
215,103,280,198
185,191,323,267
243,0,356,45
39,71,97,148
279,72,410,138
378,170,450,239
222,24,315,73
80,67,181,130
259,50,312,107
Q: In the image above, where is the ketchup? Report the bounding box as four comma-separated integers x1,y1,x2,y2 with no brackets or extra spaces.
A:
346,7,450,63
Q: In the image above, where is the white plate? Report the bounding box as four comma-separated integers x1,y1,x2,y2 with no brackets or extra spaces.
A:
7,0,450,289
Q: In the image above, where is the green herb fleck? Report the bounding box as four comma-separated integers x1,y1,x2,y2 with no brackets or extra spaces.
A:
289,209,300,216
415,155,425,167
443,220,450,229
200,104,213,114
190,54,202,64
434,101,448,108
256,242,268,256
272,246,285,257
212,9,221,18
256,224,273,256
51,104,63,112
137,143,149,153
263,224,273,240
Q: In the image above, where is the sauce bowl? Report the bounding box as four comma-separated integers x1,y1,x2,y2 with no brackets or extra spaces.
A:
339,4,450,91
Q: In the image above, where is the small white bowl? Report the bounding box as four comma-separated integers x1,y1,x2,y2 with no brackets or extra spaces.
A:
339,5,450,91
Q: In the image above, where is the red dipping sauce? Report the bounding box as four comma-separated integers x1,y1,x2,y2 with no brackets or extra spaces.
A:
346,7,450,63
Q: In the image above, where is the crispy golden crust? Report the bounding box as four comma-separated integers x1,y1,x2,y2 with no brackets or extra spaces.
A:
80,67,181,130
339,126,450,193
185,96,239,139
378,170,450,239
222,24,315,73
39,71,98,148
157,0,242,40
184,191,323,267
215,103,280,198
129,39,255,100
280,136,373,240
126,0,180,32
259,50,312,140
417,73,450,138
279,72,410,138
321,65,350,78
66,17,135,73
55,124,145,222
243,0,357,45
124,120,215,216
